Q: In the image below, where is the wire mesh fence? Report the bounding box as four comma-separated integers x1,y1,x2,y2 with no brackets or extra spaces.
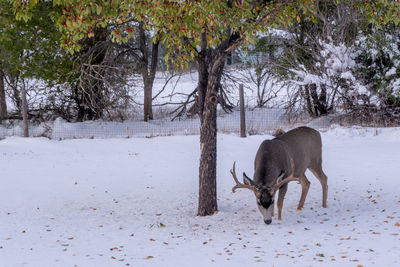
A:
0,107,334,140
5,104,399,140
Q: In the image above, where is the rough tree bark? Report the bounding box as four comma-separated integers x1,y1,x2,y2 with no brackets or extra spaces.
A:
197,33,217,216
197,31,242,216
0,70,7,121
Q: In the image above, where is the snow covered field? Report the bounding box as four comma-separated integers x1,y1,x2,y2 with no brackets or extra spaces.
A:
1,126,400,267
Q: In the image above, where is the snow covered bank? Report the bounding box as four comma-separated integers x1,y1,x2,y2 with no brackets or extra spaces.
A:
0,127,399,266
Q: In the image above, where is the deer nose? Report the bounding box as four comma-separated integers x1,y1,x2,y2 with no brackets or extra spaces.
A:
264,219,272,225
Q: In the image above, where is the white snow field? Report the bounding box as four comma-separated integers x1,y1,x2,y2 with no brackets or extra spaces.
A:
0,126,400,267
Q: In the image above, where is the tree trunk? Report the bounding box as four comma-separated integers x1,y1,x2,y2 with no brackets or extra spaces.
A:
197,30,242,216
309,83,328,116
140,25,159,122
0,70,7,122
319,84,327,114
198,79,219,216
143,78,153,121
143,43,159,122
198,49,226,216
198,94,218,216
21,83,29,137
9,75,22,111
304,84,314,117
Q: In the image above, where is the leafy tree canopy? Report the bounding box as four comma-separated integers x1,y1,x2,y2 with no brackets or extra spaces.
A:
1,0,74,83
10,0,400,68
12,1,315,57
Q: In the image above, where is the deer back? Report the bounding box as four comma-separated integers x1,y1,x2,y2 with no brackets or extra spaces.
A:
253,126,322,186
276,126,322,177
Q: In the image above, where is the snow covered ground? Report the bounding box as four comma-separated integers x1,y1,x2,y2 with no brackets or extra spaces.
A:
1,126,400,267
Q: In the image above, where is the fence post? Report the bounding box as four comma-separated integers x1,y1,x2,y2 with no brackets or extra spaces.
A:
239,84,246,138
21,85,29,137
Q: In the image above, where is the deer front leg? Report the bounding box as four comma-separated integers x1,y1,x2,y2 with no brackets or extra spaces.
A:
277,183,288,220
297,175,311,210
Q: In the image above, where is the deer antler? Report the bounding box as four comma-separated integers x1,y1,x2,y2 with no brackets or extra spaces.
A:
230,162,256,193
270,159,299,194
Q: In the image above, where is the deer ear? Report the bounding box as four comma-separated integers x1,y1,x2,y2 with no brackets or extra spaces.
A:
243,172,254,186
276,171,285,183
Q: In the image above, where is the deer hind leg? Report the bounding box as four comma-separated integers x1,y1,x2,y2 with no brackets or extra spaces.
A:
309,166,328,208
271,190,276,217
277,183,288,220
297,174,311,210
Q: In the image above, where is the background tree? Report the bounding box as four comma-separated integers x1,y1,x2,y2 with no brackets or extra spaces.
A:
0,0,73,121
116,24,160,121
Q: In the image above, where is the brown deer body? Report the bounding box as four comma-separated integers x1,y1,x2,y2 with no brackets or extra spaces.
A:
230,126,328,224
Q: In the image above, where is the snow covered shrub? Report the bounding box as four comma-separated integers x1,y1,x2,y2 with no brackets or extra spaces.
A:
270,0,376,118
354,29,400,107
289,39,370,114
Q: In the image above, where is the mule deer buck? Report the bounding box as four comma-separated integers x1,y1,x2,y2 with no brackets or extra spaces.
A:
230,126,328,224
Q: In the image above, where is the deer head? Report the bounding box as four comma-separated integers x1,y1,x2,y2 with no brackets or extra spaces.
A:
230,159,298,224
